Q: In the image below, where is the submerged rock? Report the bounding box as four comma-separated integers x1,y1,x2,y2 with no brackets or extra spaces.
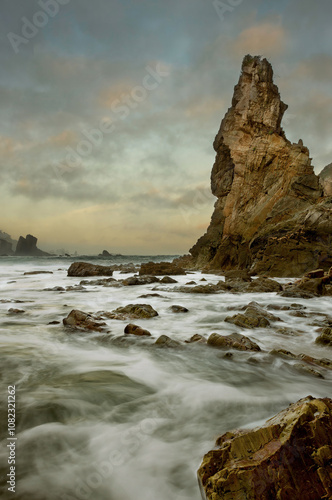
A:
112,304,158,319
189,55,332,277
225,303,280,329
124,324,151,337
67,262,114,277
207,332,260,352
155,335,181,348
160,276,178,284
122,276,160,286
7,308,25,315
198,396,332,500
63,310,106,332
315,327,332,347
139,262,186,276
169,305,189,313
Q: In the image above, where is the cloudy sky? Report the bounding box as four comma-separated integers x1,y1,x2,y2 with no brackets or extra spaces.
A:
1,0,332,254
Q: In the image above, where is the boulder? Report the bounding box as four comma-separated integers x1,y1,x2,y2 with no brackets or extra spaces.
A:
155,335,181,348
189,55,332,277
63,310,106,332
185,334,207,344
67,262,114,277
207,332,260,351
24,271,53,275
112,304,158,319
198,396,332,500
305,268,325,279
139,261,186,276
124,324,151,336
122,276,160,286
224,270,252,282
7,308,25,314
315,327,332,347
225,304,280,329
169,305,189,313
160,276,178,284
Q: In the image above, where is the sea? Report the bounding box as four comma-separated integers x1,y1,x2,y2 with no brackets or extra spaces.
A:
0,255,331,500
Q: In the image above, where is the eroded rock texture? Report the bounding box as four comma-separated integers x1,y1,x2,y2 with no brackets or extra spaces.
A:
198,396,332,500
190,55,332,277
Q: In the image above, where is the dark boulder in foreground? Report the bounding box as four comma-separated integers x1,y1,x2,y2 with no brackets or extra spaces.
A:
189,55,332,277
198,396,332,500
67,262,114,277
15,234,50,256
139,261,186,276
112,304,158,319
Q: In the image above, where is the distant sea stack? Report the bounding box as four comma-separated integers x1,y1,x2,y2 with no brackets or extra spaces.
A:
190,55,332,277
15,234,50,256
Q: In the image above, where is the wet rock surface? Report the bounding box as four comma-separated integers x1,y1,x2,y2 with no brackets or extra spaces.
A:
67,262,114,277
63,309,107,332
207,332,261,352
139,261,186,276
198,396,332,500
189,55,332,277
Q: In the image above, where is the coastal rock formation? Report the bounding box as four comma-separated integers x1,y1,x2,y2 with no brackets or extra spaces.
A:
198,396,332,500
139,262,186,276
0,238,13,255
319,163,332,196
67,262,114,277
63,309,106,332
15,234,49,256
190,55,332,277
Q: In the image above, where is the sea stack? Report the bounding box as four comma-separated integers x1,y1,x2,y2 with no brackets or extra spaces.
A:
190,55,332,277
15,234,50,256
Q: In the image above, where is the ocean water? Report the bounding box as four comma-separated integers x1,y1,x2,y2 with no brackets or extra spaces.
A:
0,256,331,500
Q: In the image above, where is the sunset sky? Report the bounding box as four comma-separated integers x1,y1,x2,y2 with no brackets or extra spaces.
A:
1,0,332,254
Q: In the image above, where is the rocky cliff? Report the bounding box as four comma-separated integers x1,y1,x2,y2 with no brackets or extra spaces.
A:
0,238,13,255
15,234,50,256
319,162,332,196
190,55,332,277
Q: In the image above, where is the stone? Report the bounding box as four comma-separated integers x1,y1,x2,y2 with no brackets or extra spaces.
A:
316,327,332,346
48,320,60,325
7,308,25,314
225,303,279,329
122,276,160,286
139,262,186,276
155,335,181,348
224,270,252,282
305,269,325,279
198,396,332,500
207,332,260,351
67,262,114,277
169,305,189,313
124,324,151,336
245,278,282,293
160,276,178,284
63,310,106,332
15,234,50,256
185,334,207,344
112,304,158,319
189,55,332,277
293,363,324,379
282,277,325,297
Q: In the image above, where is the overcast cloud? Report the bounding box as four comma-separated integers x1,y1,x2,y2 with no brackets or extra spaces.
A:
1,0,332,253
